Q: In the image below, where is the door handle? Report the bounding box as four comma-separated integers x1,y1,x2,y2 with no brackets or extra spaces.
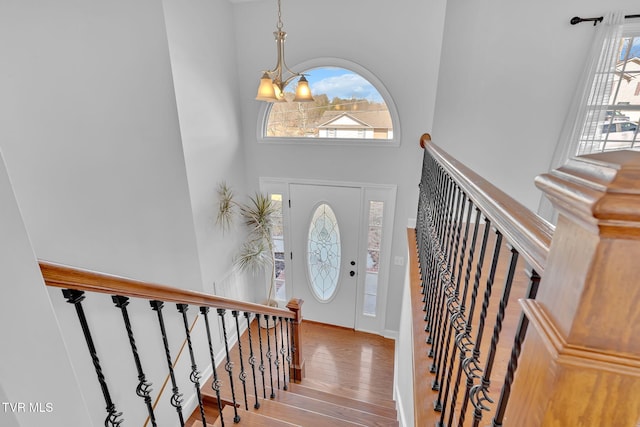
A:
350,270,355,277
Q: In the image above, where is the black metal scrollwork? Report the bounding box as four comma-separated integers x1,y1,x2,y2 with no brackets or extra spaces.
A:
62,289,124,427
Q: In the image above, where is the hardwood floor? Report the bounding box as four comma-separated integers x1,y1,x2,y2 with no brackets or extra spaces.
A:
299,321,396,405
188,319,397,426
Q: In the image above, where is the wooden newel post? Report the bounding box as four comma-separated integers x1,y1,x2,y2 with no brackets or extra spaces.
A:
286,298,305,383
506,151,640,426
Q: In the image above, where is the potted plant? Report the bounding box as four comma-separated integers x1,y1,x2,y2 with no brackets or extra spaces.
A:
216,182,279,314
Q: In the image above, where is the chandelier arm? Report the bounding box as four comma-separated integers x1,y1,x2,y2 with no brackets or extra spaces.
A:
269,28,302,90
281,74,302,90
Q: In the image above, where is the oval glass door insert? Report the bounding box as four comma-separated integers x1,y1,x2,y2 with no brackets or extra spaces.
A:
307,203,341,301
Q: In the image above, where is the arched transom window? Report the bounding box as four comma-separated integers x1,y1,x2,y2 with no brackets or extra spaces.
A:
259,61,400,146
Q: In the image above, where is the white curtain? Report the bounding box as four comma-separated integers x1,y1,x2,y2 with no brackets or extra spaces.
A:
538,11,626,221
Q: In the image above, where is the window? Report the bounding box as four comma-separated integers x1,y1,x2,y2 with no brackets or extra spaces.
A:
363,201,384,316
258,59,400,146
576,21,640,154
270,194,286,301
541,14,640,221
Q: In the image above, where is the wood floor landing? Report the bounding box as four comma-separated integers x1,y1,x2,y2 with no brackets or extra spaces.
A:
187,320,397,426
300,321,395,404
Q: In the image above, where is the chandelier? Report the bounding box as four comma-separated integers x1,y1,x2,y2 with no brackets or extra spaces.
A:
255,0,314,103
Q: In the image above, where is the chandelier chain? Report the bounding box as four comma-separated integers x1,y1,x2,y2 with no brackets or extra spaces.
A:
276,0,283,31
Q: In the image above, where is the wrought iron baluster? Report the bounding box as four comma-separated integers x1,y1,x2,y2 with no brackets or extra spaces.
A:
176,304,206,426
434,196,472,414
431,182,462,383
232,310,249,410
256,314,267,398
427,165,450,344
421,164,439,324
439,172,454,252
417,175,428,301
217,308,241,423
63,289,123,427
447,210,489,427
419,194,432,312
470,246,520,427
273,316,281,390
244,312,261,409
433,192,468,400
149,300,184,426
265,315,276,398
427,170,448,329
459,229,503,426
423,221,439,328
444,179,460,267
200,307,225,426
426,174,451,351
112,295,155,427
420,159,439,316
492,269,541,427
279,317,288,390
418,154,436,306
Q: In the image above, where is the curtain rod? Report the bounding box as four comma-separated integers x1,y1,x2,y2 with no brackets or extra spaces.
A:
571,14,640,26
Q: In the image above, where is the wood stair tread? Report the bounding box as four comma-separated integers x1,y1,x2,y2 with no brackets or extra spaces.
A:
190,403,301,427
297,377,397,410
234,397,366,426
214,405,299,427
286,382,397,420
202,384,397,427
185,400,225,427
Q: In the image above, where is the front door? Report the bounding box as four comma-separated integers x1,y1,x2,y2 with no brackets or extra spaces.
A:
289,184,362,328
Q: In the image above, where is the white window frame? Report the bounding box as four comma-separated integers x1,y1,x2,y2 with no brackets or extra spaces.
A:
256,57,402,147
578,22,640,154
539,13,639,221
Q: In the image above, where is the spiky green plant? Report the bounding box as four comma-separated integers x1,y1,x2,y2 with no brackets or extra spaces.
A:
215,183,278,304
216,181,235,233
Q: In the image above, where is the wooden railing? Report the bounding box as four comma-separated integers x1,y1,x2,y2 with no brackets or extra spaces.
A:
411,134,640,426
40,260,304,427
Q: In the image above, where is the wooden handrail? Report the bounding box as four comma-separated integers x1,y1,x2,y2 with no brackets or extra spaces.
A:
39,260,296,319
420,133,554,273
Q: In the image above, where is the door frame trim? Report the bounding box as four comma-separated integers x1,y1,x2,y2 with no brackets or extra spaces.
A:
259,177,396,335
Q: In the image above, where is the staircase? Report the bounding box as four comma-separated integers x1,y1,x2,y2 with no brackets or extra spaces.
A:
186,321,399,427
187,376,398,426
39,261,398,426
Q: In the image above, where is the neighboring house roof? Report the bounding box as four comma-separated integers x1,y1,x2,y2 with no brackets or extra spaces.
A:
616,57,640,82
318,110,392,129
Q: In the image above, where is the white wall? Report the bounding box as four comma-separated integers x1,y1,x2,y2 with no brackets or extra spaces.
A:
0,1,212,425
0,153,93,427
432,0,640,211
394,252,415,427
162,0,252,296
0,0,202,288
232,0,448,333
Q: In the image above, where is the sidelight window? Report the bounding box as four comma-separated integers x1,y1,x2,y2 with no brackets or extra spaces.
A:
364,201,383,316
